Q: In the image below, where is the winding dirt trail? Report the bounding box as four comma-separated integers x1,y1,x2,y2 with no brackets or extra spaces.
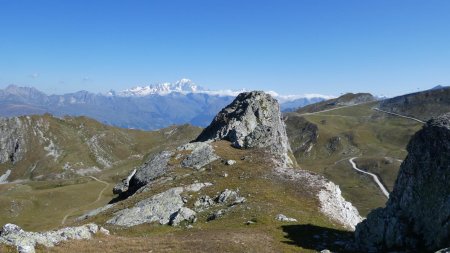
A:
349,157,390,198
373,108,425,123
61,176,110,225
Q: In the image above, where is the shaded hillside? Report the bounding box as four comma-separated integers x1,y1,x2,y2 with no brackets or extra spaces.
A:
379,86,450,121
295,93,376,114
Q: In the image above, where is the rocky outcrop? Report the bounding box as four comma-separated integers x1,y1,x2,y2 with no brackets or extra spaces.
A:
107,183,212,227
354,113,450,252
169,207,197,226
215,189,246,205
113,151,173,196
0,117,26,164
274,167,363,230
194,195,215,210
178,142,219,170
0,223,108,252
317,181,363,231
195,91,293,167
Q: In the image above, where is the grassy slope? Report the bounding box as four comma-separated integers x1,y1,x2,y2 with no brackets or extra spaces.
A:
32,141,354,253
287,102,422,215
0,115,201,231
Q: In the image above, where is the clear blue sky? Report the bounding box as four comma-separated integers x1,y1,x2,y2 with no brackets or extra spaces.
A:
1,0,449,97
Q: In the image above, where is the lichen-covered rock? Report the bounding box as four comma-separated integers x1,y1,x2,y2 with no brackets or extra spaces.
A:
194,195,215,210
113,151,173,196
108,187,185,227
215,189,246,205
194,91,293,167
0,223,106,252
178,142,219,170
184,182,213,192
354,113,450,252
169,207,197,226
107,183,212,227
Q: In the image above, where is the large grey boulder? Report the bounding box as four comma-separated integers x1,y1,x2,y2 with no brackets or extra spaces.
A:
113,151,173,196
169,207,197,226
107,183,212,227
355,113,450,252
194,91,293,167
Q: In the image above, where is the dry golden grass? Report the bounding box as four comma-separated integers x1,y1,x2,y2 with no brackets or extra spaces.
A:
42,229,276,253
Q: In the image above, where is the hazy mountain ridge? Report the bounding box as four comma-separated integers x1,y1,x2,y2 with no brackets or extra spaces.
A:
0,81,329,130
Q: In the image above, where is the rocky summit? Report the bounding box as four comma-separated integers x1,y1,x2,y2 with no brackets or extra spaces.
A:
195,91,293,167
354,113,450,252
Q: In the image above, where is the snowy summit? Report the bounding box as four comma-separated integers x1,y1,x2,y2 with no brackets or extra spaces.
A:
118,79,203,97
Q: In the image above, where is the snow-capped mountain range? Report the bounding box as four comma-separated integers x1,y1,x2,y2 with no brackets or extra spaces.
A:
0,79,332,130
113,78,333,103
115,79,202,97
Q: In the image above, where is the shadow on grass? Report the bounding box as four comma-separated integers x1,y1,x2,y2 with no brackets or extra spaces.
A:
281,224,355,252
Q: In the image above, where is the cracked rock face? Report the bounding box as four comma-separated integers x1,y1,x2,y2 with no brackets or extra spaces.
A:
194,91,293,167
355,113,450,252
0,117,26,164
113,151,173,196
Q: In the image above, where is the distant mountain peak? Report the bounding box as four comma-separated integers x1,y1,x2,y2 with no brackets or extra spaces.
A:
3,84,48,101
117,79,205,97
